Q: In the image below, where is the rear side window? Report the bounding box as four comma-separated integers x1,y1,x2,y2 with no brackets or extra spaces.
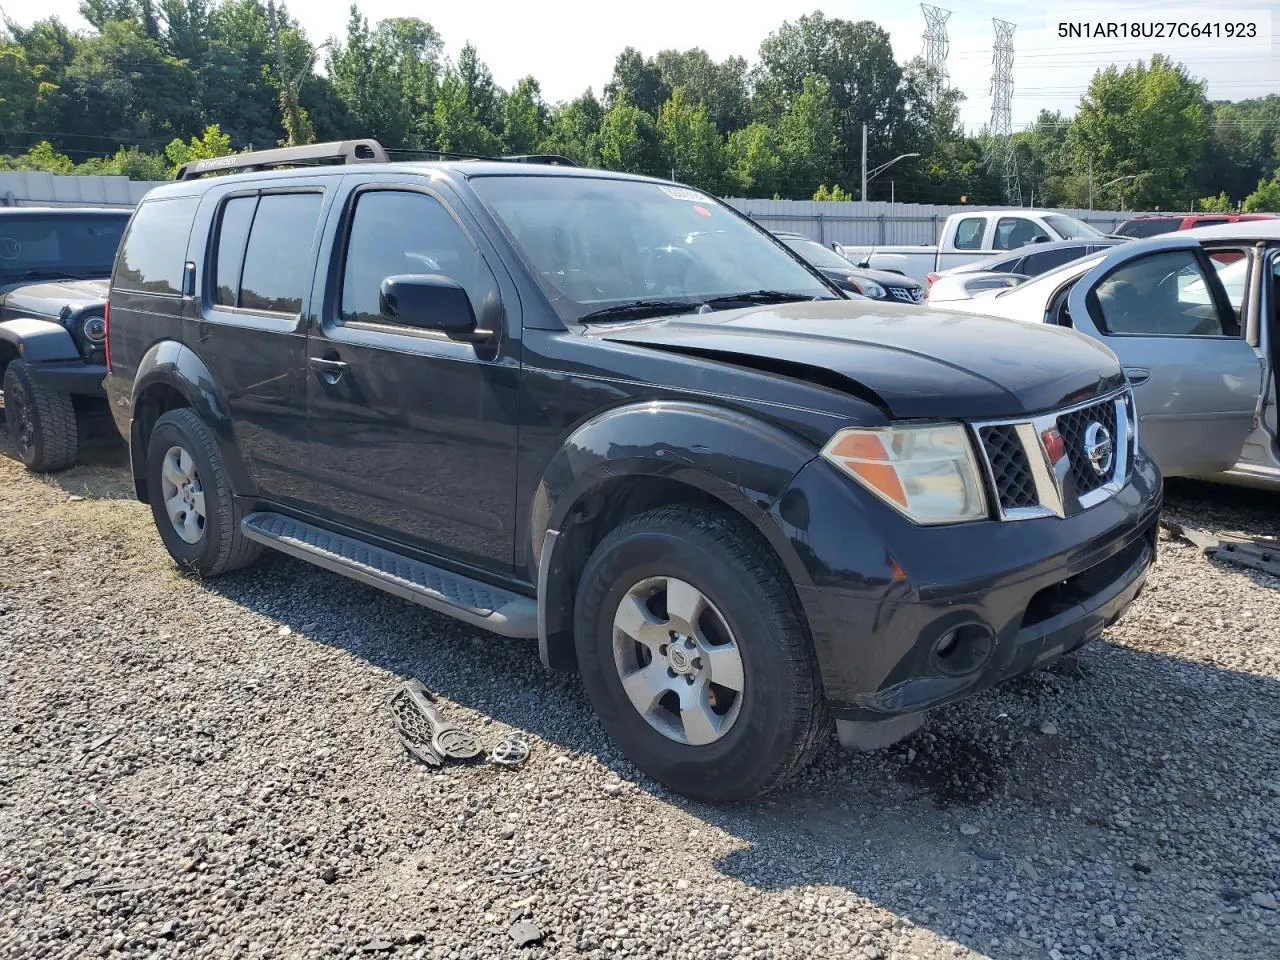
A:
1116,218,1178,239
115,198,199,295
1023,246,1083,276
212,192,322,315
953,217,985,250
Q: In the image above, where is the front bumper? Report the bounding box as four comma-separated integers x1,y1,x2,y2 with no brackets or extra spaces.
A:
27,360,107,397
771,450,1162,721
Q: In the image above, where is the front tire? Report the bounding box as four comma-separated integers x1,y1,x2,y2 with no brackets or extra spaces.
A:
145,408,261,577
3,359,78,472
574,505,832,803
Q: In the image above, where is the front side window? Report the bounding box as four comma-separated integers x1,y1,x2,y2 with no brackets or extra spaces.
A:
1093,250,1236,337
115,198,199,295
470,176,832,322
340,189,497,326
953,217,985,250
237,193,322,314
993,217,1049,251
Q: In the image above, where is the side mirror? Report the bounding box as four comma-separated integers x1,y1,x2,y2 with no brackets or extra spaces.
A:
379,274,489,340
1031,235,1050,244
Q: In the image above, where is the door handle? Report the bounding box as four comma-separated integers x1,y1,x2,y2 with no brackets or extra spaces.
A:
310,356,349,384
1124,367,1151,386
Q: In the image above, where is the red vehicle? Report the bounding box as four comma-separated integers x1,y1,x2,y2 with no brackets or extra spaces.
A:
1112,212,1277,239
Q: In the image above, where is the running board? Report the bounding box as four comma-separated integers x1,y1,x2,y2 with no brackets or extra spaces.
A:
241,512,537,638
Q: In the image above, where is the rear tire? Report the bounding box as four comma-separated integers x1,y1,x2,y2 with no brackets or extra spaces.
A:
145,408,261,577
574,505,832,803
3,359,78,472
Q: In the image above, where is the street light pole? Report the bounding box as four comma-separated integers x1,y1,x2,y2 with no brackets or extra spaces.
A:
861,124,868,202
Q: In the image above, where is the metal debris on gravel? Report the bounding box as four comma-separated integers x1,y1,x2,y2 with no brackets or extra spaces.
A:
1,444,1278,960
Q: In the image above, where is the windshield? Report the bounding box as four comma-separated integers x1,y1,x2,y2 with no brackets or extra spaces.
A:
780,236,854,271
470,176,832,321
1043,214,1102,240
0,213,129,281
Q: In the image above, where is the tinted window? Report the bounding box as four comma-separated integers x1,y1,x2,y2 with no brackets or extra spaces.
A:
235,193,322,314
953,217,984,250
1042,214,1102,240
0,213,128,281
1094,250,1235,337
115,198,199,295
212,196,257,307
1023,246,1084,276
993,217,1049,251
1192,217,1229,227
1116,218,1179,239
341,190,497,326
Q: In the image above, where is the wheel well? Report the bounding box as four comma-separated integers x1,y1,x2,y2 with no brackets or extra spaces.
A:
0,341,17,381
131,383,190,502
540,475,766,672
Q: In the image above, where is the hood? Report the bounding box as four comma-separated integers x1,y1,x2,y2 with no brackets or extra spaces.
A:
846,266,923,290
593,299,1125,421
0,277,110,316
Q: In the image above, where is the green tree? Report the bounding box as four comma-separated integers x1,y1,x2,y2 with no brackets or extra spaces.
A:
3,141,75,173
1197,191,1233,212
651,48,749,134
755,14,908,171
598,93,662,176
776,74,839,198
1243,175,1280,212
1071,55,1209,209
812,183,852,201
539,89,603,166
656,87,724,191
603,46,668,115
725,121,782,197
501,76,545,155
163,122,232,174
432,44,502,155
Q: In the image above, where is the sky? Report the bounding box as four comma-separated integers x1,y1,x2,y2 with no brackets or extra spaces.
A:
20,0,1280,131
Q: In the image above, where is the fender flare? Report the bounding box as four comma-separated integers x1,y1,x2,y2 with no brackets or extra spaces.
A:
0,317,79,363
530,400,821,669
129,340,255,499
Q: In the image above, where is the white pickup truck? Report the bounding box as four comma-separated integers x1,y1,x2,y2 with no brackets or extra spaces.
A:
836,210,1106,286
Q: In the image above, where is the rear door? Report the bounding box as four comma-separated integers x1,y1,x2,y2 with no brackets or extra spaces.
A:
1067,236,1262,477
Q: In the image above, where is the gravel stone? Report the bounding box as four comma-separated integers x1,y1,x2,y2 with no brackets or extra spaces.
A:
1,439,1278,960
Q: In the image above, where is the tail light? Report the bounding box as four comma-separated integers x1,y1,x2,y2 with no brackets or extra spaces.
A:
104,301,111,372
926,272,940,287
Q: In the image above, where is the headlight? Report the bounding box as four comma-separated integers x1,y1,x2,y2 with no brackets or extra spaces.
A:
847,277,886,299
821,423,988,525
82,314,106,343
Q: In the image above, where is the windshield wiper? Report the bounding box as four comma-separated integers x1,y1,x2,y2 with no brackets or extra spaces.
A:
700,290,822,308
579,299,699,323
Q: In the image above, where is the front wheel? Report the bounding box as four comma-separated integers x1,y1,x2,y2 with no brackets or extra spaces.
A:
2,359,78,472
574,505,832,803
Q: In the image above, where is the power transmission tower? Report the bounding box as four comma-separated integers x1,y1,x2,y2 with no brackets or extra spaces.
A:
987,18,1020,204
920,4,952,99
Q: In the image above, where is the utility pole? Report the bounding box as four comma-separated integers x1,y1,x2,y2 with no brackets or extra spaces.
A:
861,124,868,202
920,5,952,104
891,180,895,205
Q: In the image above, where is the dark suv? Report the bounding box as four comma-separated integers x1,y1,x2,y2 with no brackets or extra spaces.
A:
104,140,1162,802
1,207,130,470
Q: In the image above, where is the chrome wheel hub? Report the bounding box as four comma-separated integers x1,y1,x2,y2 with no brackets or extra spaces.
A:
611,576,745,746
160,445,207,545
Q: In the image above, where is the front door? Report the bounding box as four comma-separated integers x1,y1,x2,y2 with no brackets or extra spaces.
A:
304,179,520,574
1067,237,1262,477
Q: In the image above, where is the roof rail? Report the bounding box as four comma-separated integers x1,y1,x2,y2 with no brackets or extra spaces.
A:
385,148,577,168
500,154,577,167
175,139,389,181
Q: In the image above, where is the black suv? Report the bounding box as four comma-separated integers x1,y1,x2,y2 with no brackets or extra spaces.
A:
104,141,1162,802
1,207,130,470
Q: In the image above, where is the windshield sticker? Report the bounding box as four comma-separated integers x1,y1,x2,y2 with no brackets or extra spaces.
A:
659,185,705,202
692,205,712,218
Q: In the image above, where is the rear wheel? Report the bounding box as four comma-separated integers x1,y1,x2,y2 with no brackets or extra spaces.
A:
145,408,261,577
574,505,832,803
2,359,78,472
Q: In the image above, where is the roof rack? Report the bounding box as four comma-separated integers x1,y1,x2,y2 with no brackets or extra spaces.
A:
176,139,389,180
176,139,579,181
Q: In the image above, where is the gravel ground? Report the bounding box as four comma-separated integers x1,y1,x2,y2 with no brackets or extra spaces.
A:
1,426,1278,960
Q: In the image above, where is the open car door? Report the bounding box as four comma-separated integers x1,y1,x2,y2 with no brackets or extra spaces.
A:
1066,236,1263,477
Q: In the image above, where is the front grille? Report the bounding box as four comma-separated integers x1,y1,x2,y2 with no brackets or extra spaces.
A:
980,424,1039,510
888,286,923,304
1057,398,1119,495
